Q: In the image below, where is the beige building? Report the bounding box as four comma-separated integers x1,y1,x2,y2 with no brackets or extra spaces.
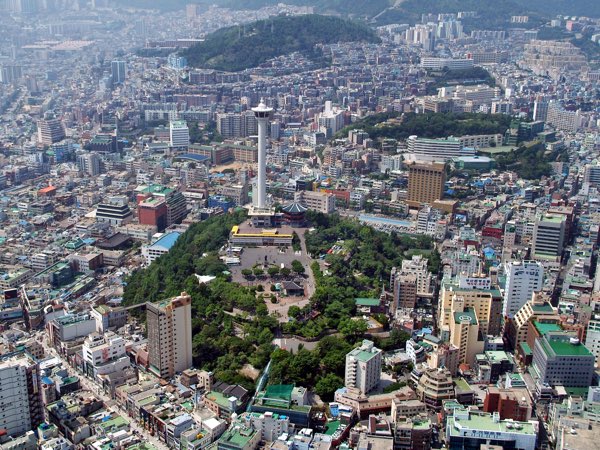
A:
146,292,193,379
416,368,455,410
345,340,382,394
504,293,560,352
438,279,503,337
406,161,446,208
294,190,335,214
449,305,485,366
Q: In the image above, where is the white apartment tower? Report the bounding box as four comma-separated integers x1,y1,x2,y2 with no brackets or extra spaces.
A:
345,340,382,394
502,261,544,318
147,292,193,379
170,120,190,149
0,354,42,437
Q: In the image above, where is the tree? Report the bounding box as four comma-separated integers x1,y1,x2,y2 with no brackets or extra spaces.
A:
253,267,264,277
287,305,302,319
268,267,280,277
291,259,305,275
314,373,344,401
338,318,368,341
281,267,291,277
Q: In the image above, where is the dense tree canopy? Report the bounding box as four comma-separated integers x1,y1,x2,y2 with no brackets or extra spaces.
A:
183,15,380,72
337,112,512,146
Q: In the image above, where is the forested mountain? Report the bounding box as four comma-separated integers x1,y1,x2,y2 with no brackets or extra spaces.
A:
182,14,380,72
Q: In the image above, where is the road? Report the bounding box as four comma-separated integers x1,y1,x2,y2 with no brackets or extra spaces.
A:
37,332,169,450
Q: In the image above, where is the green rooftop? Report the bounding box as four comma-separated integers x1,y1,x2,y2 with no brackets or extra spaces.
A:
453,308,477,325
218,425,257,448
136,184,174,196
264,384,293,401
531,303,555,314
541,337,593,358
98,415,129,431
325,420,341,436
355,298,380,307
520,342,532,356
454,378,471,391
533,321,562,335
206,391,235,409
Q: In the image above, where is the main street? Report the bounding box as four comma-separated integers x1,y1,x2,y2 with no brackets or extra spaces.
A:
37,332,169,450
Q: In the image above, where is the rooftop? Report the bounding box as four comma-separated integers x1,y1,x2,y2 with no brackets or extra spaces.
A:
531,302,555,314
447,410,536,436
533,321,562,335
355,298,380,307
149,232,181,251
218,425,257,448
453,308,478,325
541,338,593,358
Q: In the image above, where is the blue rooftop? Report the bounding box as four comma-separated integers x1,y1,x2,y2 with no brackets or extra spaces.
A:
149,232,181,251
175,154,210,163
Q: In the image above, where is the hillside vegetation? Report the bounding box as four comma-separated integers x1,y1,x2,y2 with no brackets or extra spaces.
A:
183,15,380,72
337,112,512,145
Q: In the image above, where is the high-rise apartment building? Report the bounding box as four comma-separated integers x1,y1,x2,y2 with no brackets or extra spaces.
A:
502,261,544,318
345,340,382,394
216,112,258,139
111,60,126,84
146,293,193,379
531,214,566,259
317,101,345,138
406,161,446,208
406,136,466,162
0,353,43,437
37,118,65,145
532,97,549,122
77,152,101,176
170,120,190,149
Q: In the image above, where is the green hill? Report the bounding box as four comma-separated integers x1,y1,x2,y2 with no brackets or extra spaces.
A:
182,14,380,72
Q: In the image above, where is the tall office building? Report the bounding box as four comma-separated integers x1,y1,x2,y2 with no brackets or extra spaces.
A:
406,161,446,208
0,353,43,437
37,118,65,145
146,292,193,379
111,60,126,84
169,120,190,149
531,214,566,259
531,332,594,388
502,261,544,318
345,340,382,394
